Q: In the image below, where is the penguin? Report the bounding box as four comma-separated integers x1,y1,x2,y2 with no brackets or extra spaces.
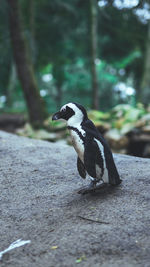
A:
52,102,121,194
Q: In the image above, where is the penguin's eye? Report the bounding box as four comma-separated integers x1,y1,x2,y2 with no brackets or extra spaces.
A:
61,107,66,113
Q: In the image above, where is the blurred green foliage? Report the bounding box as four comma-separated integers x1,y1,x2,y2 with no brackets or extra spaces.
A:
0,0,150,114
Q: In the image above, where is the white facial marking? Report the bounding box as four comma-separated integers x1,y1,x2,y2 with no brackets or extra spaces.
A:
94,138,109,183
65,103,84,128
60,104,67,112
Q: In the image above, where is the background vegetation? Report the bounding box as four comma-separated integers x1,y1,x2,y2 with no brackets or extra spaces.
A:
0,1,150,138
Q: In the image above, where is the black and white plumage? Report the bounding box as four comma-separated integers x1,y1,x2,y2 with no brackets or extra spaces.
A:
52,102,121,194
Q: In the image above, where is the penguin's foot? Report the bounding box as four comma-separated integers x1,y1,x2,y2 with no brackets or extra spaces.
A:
78,181,106,195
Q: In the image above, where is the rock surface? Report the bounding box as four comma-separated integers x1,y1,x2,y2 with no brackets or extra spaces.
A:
0,130,150,267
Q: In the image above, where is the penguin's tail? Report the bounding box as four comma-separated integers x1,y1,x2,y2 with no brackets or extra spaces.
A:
109,173,122,186
108,165,122,186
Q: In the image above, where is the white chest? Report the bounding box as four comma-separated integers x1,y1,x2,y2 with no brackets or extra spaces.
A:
70,129,85,162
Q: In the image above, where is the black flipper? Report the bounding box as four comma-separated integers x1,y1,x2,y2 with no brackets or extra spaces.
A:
77,157,86,179
84,136,104,179
82,119,122,185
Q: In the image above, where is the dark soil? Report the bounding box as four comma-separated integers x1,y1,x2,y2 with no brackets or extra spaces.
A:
0,113,25,133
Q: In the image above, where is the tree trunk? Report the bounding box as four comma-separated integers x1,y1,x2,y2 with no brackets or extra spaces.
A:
52,64,63,109
7,0,48,128
6,63,17,108
140,19,150,105
89,0,99,110
28,0,36,64
55,85,62,110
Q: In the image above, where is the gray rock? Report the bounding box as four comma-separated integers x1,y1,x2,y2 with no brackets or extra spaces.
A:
0,130,150,267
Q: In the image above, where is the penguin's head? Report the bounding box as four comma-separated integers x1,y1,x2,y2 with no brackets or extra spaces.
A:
52,102,88,126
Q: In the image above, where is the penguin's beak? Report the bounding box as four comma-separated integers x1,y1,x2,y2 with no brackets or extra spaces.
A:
52,111,62,121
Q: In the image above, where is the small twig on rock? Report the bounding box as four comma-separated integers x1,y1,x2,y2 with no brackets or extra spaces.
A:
77,215,109,224
49,229,55,233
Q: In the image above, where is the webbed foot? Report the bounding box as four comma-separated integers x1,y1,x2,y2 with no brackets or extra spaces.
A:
77,181,108,195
